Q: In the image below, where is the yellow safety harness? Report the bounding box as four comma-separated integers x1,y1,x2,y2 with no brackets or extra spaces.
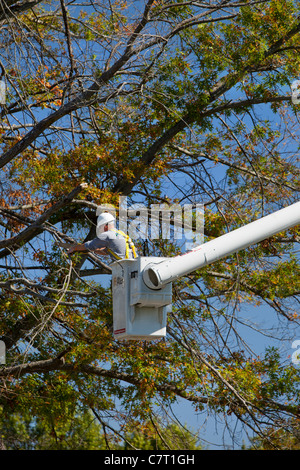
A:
107,228,137,260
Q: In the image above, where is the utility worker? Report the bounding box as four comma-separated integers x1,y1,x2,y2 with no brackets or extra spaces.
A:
67,212,137,261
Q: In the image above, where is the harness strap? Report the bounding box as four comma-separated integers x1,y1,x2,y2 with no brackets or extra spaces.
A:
107,229,137,260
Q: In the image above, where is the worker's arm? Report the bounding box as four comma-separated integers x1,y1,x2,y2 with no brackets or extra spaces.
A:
67,244,108,256
67,243,87,255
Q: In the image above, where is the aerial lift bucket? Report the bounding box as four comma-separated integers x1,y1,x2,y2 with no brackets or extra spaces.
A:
112,257,172,341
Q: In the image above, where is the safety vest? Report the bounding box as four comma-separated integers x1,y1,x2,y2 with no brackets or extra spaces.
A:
107,228,137,260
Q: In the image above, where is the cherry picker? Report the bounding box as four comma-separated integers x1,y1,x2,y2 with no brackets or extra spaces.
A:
112,201,300,341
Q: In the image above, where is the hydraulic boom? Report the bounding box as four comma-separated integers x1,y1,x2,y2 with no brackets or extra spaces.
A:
112,200,300,340
142,200,300,290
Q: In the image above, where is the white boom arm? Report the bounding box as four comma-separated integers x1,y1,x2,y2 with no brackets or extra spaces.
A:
143,201,300,290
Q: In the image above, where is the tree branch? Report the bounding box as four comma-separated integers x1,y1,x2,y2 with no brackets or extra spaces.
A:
0,1,157,170
113,15,300,194
0,183,87,256
0,0,44,23
0,358,208,405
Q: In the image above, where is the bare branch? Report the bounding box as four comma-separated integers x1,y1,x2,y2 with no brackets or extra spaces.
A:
0,183,87,255
0,0,45,23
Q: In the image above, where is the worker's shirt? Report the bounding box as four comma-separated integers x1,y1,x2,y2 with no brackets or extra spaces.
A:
84,230,134,261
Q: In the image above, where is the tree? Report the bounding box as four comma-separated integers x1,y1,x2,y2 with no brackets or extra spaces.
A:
0,0,299,450
122,421,202,450
249,418,300,450
0,406,107,450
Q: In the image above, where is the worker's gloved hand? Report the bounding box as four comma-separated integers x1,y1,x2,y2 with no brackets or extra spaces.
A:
94,247,108,255
54,241,75,256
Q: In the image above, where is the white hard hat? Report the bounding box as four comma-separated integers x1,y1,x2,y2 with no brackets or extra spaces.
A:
97,212,115,226
96,212,115,236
